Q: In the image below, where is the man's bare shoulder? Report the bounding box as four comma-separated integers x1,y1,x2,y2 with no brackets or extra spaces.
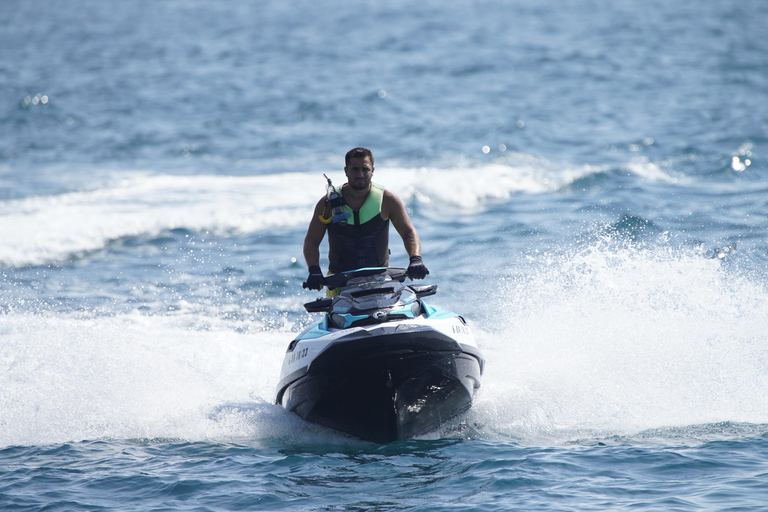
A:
381,188,407,221
382,188,404,206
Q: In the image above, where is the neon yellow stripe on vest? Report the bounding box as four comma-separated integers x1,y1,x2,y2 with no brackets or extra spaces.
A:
341,182,385,224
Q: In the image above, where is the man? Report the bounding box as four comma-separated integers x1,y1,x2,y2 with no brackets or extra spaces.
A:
303,147,429,290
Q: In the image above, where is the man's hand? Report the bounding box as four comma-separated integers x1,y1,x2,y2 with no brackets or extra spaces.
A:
406,256,429,279
304,266,325,290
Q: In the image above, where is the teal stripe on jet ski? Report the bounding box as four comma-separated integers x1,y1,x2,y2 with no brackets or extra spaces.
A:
338,313,372,328
423,303,458,320
299,318,331,339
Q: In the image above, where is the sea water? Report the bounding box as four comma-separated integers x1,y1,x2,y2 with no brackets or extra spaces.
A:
2,0,768,510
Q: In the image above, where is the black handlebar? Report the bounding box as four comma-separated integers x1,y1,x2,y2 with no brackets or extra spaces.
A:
302,280,325,290
304,267,409,291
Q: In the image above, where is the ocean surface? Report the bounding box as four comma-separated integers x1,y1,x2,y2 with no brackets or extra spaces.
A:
2,0,768,510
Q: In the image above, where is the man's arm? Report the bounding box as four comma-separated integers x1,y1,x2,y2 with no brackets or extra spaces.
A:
382,190,421,257
303,197,328,268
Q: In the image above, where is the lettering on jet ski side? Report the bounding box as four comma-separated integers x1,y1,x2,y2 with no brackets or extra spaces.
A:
288,347,309,365
452,325,471,336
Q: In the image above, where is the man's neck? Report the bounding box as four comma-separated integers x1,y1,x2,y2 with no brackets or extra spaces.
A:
343,183,371,210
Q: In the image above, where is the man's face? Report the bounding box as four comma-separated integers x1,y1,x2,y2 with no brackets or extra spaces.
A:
345,156,374,191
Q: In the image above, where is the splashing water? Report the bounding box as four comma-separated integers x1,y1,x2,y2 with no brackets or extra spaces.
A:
472,242,768,444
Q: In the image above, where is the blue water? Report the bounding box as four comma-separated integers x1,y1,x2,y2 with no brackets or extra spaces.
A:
2,0,768,510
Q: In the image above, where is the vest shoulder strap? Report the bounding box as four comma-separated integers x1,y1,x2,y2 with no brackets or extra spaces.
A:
342,182,385,225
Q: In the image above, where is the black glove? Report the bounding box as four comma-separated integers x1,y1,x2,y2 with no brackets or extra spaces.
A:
406,256,429,279
304,266,325,290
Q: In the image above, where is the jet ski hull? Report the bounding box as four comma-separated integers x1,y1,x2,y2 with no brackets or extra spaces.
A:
276,328,483,443
277,267,484,443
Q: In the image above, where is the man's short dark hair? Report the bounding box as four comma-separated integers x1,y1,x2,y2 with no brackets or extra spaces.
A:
345,147,374,167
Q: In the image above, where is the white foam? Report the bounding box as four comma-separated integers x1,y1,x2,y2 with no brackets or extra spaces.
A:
4,243,766,447
471,243,768,444
0,173,320,268
386,155,607,210
0,159,610,268
622,156,691,184
0,312,291,447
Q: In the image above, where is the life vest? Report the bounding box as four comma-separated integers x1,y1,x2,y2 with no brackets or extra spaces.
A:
327,182,390,273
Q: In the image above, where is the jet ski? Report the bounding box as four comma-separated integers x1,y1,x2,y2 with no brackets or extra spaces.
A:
275,267,484,443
